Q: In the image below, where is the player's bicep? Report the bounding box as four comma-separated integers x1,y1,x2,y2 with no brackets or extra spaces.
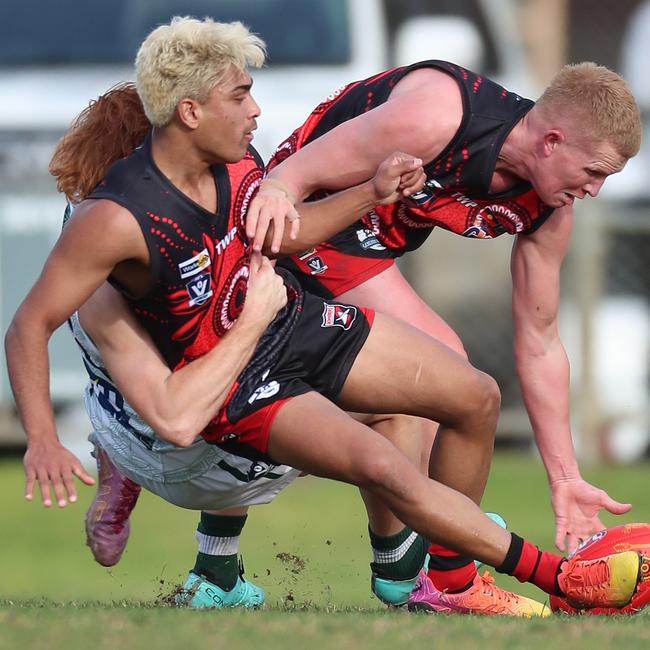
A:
277,101,438,195
24,247,116,333
79,285,171,420
19,201,146,332
511,208,573,330
511,239,558,332
348,103,433,164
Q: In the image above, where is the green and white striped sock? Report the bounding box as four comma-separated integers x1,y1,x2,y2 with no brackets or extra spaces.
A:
369,525,428,580
192,512,247,591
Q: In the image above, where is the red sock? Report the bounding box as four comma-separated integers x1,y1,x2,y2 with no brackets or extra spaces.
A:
495,533,564,595
427,543,477,592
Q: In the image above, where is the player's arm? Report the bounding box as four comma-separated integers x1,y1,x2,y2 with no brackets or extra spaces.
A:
262,152,425,256
511,207,631,551
247,68,461,251
270,69,461,198
5,200,148,507
79,254,286,447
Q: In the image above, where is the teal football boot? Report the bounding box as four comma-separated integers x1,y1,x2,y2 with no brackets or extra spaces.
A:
175,571,265,609
371,573,420,606
371,512,507,606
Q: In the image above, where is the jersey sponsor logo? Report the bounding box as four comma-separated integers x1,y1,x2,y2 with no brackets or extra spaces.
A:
248,380,281,404
306,256,328,275
462,204,521,239
186,272,213,306
356,228,386,251
178,248,211,279
248,461,272,480
462,209,499,239
215,226,239,256
321,303,357,330
451,191,479,208
407,178,444,206
297,248,317,260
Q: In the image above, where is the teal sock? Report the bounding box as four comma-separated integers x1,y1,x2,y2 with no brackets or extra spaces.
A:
192,512,247,591
369,525,428,581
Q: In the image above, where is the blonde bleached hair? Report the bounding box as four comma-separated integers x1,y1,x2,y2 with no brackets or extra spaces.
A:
535,62,641,159
135,16,266,127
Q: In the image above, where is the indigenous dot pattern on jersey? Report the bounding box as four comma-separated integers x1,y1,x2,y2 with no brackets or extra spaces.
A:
271,60,554,299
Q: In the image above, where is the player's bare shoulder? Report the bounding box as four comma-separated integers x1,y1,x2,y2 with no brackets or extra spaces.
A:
69,198,134,226
61,199,148,262
388,67,463,162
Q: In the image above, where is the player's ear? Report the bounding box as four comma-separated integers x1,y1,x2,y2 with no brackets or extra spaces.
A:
177,97,201,129
542,129,565,157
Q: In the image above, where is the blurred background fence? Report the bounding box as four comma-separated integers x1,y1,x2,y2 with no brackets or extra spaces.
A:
0,0,649,464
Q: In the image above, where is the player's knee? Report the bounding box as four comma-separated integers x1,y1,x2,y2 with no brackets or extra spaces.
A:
462,370,501,428
476,371,501,424
353,447,402,491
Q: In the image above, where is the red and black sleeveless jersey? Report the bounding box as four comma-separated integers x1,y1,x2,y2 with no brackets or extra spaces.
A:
88,135,302,377
272,60,554,298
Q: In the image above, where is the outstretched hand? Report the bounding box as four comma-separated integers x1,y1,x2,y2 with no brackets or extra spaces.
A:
550,477,632,553
372,152,425,205
24,439,95,507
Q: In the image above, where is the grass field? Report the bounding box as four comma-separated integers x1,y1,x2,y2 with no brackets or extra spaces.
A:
2,452,650,649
